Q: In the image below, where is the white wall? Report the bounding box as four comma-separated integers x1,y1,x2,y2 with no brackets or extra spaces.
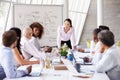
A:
80,0,120,47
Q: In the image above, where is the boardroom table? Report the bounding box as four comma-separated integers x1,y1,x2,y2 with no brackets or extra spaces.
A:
7,65,110,80
6,51,110,80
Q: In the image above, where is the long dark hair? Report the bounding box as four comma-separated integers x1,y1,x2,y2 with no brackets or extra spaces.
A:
10,27,22,54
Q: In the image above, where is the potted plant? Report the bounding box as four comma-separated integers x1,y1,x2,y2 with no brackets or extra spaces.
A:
59,44,69,58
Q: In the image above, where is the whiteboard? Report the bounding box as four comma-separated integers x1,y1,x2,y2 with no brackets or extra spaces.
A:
13,4,63,46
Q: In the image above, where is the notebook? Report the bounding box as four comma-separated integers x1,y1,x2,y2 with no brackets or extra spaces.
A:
62,59,94,78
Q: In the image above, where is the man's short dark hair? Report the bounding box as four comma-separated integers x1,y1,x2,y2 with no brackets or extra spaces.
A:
93,28,101,37
99,25,110,30
2,30,17,47
98,30,114,47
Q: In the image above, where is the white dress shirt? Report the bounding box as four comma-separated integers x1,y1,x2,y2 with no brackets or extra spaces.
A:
0,46,28,79
84,40,100,53
90,40,96,53
29,37,41,51
57,26,76,49
94,41,101,53
96,45,120,80
92,41,102,64
21,36,46,60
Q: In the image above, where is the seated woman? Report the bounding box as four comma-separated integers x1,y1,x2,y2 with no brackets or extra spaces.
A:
10,27,39,66
29,22,54,53
96,30,120,80
29,22,44,51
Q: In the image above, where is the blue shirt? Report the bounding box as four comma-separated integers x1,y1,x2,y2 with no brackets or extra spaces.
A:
0,46,28,79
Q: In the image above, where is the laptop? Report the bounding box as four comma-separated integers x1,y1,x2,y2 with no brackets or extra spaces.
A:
70,50,93,65
29,64,44,77
62,59,94,78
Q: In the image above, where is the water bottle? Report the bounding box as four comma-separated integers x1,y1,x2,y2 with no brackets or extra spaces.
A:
67,50,74,61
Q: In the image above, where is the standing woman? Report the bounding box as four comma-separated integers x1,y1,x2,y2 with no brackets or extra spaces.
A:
29,22,44,51
57,18,76,49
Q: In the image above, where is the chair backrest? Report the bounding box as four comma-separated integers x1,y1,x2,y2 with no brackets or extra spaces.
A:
85,39,91,48
107,66,120,80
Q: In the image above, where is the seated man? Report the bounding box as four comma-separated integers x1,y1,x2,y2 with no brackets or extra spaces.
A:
21,27,46,60
96,30,120,80
77,28,101,53
0,30,31,79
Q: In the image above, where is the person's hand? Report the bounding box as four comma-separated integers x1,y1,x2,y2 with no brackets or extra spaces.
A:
43,46,52,53
90,51,95,55
77,48,84,52
72,46,77,50
27,66,32,74
42,47,47,52
36,60,40,64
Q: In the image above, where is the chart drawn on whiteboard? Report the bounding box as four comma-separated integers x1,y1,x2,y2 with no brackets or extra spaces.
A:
13,4,63,46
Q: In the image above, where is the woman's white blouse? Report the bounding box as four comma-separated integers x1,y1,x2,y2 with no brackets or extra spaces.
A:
57,26,76,49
